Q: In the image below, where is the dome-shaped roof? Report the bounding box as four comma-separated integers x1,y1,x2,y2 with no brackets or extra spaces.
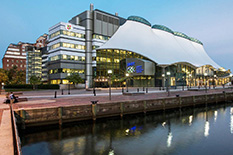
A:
174,31,190,40
127,16,151,26
152,24,174,34
189,37,203,45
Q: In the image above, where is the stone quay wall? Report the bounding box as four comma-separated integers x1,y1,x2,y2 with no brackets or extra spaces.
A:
15,92,233,128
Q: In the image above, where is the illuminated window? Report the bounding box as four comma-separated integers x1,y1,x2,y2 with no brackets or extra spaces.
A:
62,55,67,60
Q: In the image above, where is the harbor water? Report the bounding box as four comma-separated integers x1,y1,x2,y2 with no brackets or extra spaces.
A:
20,103,233,155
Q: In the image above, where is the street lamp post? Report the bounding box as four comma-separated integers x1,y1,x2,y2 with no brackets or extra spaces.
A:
167,72,171,96
182,76,185,91
68,82,70,95
214,75,216,89
162,74,165,90
126,73,129,92
204,73,207,93
108,70,112,100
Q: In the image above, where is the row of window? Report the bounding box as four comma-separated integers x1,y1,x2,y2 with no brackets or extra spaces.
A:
49,30,85,40
49,68,85,74
49,54,85,62
96,13,119,25
6,64,26,68
49,42,85,50
93,34,110,41
6,59,24,63
50,79,69,84
94,57,120,63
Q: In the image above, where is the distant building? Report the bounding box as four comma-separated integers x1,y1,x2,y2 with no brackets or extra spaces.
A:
2,42,32,71
26,46,42,84
41,46,49,83
26,34,48,84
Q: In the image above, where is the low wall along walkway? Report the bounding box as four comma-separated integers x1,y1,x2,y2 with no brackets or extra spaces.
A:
15,91,233,128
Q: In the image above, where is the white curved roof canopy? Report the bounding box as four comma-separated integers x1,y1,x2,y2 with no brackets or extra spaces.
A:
98,20,220,69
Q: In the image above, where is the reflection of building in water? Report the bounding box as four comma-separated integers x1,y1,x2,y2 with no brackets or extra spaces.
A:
204,111,210,137
22,105,230,155
230,107,233,134
214,111,218,122
189,115,193,126
167,121,173,147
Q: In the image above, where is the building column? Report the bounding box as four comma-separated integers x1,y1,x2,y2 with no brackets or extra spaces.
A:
85,9,93,88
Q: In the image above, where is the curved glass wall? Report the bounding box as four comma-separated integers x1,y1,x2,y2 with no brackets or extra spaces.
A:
127,16,151,26
152,24,174,34
95,49,201,87
96,49,155,87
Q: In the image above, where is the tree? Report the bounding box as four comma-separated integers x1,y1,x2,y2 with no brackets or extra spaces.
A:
66,73,83,85
6,65,26,85
29,75,41,89
0,69,8,92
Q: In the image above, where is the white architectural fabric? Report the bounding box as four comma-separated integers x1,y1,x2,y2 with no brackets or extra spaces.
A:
98,19,220,69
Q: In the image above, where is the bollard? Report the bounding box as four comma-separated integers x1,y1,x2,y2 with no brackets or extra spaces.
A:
54,91,57,98
146,88,148,93
137,88,139,92
122,87,124,93
61,89,63,95
176,94,180,97
93,89,96,96
143,87,145,91
159,87,161,90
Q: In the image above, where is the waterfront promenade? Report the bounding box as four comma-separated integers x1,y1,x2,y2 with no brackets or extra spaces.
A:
10,86,232,110
0,95,14,155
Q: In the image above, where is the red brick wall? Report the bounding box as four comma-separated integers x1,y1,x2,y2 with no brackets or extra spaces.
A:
2,57,26,71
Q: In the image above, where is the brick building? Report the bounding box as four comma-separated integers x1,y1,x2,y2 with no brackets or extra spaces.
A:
2,42,33,71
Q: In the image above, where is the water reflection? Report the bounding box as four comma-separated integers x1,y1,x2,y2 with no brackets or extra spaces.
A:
230,107,233,134
20,103,233,155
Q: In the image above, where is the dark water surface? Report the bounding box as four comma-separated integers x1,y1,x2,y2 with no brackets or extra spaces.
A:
20,103,233,155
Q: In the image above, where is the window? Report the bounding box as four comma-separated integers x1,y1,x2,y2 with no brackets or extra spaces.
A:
50,43,60,50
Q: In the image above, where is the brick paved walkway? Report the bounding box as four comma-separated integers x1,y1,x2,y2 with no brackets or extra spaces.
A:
12,88,232,110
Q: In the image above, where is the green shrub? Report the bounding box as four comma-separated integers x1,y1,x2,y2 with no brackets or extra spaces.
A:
4,84,32,89
4,84,59,89
37,84,59,89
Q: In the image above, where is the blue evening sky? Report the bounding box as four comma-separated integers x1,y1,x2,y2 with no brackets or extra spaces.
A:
0,0,233,71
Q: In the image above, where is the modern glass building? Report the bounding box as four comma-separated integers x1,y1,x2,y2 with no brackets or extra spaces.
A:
47,4,126,87
96,16,231,87
26,46,42,84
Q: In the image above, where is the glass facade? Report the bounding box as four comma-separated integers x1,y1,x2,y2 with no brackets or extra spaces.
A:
26,49,42,83
49,42,85,50
93,34,110,41
49,30,85,40
49,54,85,62
49,68,84,74
95,49,202,87
96,49,155,87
